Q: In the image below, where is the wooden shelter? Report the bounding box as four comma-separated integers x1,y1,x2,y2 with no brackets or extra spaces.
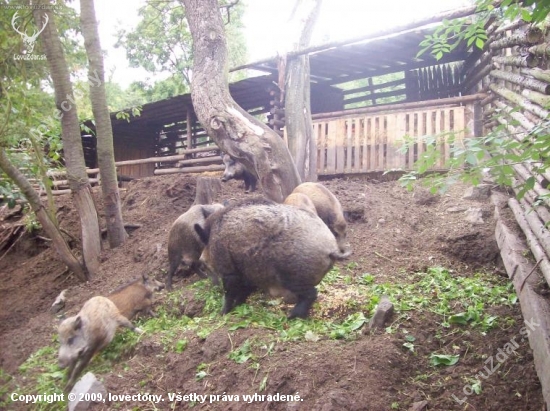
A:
80,22,483,180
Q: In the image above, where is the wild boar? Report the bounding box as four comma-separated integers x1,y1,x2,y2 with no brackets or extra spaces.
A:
291,182,349,254
221,153,257,193
58,296,143,391
166,203,224,289
195,197,350,319
107,273,164,320
283,192,317,215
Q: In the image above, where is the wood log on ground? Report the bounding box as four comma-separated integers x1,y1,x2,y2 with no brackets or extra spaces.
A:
493,193,550,410
490,69,550,94
518,196,550,259
508,198,550,286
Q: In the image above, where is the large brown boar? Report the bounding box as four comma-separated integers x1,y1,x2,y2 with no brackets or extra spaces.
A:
195,197,350,319
57,296,143,391
291,182,349,254
108,273,164,320
166,203,224,289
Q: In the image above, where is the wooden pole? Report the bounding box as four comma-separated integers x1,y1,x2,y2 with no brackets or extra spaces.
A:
489,27,543,51
154,164,225,175
489,84,549,119
490,69,550,94
521,68,550,84
493,54,538,68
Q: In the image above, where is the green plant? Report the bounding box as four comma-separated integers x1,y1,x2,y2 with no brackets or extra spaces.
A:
430,353,460,366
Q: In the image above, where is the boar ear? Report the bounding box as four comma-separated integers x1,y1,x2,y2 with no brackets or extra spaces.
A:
194,223,209,245
73,316,82,330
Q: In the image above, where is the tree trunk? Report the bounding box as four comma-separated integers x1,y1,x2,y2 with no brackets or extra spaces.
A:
194,177,222,205
34,4,101,277
0,149,88,282
283,0,322,182
182,0,301,203
80,0,128,248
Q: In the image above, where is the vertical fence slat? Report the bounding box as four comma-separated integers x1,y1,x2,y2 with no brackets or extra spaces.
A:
326,121,337,174
354,118,361,173
313,104,472,175
346,118,354,173
336,119,346,174
366,117,374,171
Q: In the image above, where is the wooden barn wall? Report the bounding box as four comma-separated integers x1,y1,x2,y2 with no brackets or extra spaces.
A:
113,136,156,178
467,20,550,410
314,104,471,175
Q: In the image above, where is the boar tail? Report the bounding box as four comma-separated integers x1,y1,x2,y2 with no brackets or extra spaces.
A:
330,249,352,261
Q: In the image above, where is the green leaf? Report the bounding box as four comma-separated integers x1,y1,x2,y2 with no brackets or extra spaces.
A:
430,353,460,366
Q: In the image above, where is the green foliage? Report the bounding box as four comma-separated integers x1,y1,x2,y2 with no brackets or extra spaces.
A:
116,0,248,101
371,267,516,332
399,113,550,196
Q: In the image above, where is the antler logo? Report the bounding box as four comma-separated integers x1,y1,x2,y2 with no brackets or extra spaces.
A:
12,11,49,54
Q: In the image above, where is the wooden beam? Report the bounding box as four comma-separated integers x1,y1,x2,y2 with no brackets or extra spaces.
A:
312,93,486,120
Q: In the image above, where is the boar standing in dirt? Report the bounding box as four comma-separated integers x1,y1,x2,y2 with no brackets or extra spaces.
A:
166,203,224,289
58,296,143,391
195,197,350,319
108,273,164,320
221,153,257,193
283,192,317,215
291,182,349,254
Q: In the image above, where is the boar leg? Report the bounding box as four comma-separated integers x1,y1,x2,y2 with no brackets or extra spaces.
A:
65,349,94,392
221,274,255,314
116,315,143,333
288,287,318,319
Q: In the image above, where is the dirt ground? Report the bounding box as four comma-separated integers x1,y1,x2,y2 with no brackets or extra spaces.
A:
0,172,545,411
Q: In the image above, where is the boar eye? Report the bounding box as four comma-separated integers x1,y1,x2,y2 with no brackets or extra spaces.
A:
68,337,75,345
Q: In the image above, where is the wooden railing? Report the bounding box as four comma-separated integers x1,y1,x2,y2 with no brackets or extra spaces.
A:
314,104,473,175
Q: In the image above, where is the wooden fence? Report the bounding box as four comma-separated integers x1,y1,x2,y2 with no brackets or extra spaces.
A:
314,104,473,176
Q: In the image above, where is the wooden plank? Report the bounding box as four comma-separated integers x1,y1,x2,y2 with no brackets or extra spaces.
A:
364,117,372,171
443,108,452,164
354,118,362,172
408,113,416,169
396,112,408,169
336,119,346,174
453,107,466,156
434,109,443,168
385,114,396,169
346,118,354,173
326,120,337,174
316,122,326,174
377,116,386,170
495,208,550,410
